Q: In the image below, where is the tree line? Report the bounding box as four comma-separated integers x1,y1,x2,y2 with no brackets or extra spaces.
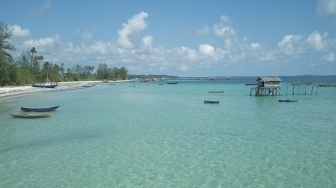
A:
0,21,128,86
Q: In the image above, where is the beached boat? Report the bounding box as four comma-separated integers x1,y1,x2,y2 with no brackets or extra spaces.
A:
318,84,336,87
208,91,224,93
204,100,220,104
10,113,52,118
279,99,298,102
32,83,58,88
20,105,59,112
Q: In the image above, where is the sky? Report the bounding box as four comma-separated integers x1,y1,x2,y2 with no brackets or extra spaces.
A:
1,0,336,76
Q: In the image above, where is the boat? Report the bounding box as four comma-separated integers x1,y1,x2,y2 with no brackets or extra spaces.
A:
167,82,178,84
279,99,298,102
291,82,312,86
32,83,58,88
208,91,224,93
318,84,336,87
245,83,258,86
10,113,52,118
204,100,220,104
20,105,60,112
291,78,312,86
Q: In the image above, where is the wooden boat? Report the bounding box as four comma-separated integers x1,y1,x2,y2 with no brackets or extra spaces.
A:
279,99,298,102
245,83,258,86
20,105,59,112
167,82,178,84
291,82,312,86
318,84,336,87
10,113,52,118
32,83,58,88
208,91,224,93
204,100,220,104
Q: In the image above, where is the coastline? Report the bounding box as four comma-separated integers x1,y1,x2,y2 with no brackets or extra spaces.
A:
0,80,130,100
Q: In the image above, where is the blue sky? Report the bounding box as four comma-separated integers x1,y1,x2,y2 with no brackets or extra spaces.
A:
1,0,336,76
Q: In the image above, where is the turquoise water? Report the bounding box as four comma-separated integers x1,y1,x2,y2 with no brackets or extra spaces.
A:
1,76,336,187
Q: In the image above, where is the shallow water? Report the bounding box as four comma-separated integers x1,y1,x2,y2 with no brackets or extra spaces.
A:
0,76,336,187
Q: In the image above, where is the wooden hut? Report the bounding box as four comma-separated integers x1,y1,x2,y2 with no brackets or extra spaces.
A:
251,76,282,96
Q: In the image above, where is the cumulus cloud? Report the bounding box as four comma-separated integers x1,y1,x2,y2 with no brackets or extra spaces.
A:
214,15,235,37
199,44,214,56
8,25,30,38
24,35,60,48
278,34,303,55
307,31,327,51
142,36,152,50
317,0,336,16
117,11,149,49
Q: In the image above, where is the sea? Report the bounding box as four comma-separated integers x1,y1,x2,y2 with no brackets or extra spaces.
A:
0,75,335,187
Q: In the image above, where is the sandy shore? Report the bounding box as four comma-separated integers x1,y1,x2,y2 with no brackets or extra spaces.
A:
0,80,129,100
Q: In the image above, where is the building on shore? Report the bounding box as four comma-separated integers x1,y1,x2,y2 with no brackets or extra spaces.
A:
250,76,282,96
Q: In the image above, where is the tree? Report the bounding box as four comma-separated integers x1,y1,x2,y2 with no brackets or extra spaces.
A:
0,22,15,85
42,61,52,82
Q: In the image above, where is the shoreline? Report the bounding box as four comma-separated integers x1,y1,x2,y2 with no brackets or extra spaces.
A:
0,80,130,100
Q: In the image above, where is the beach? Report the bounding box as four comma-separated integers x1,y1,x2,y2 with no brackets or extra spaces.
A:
0,81,128,99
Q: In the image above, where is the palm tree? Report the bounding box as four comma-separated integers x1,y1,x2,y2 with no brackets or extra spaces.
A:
42,61,52,82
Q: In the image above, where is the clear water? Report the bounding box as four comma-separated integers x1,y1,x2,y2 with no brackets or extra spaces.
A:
1,76,336,187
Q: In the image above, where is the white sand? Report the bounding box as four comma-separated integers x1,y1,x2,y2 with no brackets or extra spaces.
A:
0,81,129,100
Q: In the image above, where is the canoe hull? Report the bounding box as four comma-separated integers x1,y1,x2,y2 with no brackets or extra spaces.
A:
204,100,220,104
279,99,297,102
20,105,60,112
10,113,52,118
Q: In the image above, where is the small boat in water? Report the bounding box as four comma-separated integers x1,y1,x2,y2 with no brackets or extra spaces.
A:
279,99,298,102
10,113,52,118
167,82,178,84
208,91,224,93
204,100,220,104
20,105,60,112
318,84,336,87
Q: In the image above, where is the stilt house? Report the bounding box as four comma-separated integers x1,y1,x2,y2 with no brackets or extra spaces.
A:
251,76,282,96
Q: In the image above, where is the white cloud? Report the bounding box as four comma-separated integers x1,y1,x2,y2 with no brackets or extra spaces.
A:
199,44,214,56
317,0,336,16
142,36,152,50
322,52,336,61
117,11,149,49
214,15,235,37
278,34,303,55
307,31,327,51
251,43,260,50
8,25,30,38
24,35,60,48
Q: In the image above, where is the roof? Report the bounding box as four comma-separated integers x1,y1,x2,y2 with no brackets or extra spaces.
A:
256,76,282,82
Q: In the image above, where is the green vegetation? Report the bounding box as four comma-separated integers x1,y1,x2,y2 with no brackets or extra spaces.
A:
0,21,128,86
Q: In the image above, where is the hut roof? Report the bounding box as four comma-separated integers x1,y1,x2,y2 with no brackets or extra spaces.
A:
256,76,282,82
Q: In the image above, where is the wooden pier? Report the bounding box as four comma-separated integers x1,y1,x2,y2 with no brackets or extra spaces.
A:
249,77,318,96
